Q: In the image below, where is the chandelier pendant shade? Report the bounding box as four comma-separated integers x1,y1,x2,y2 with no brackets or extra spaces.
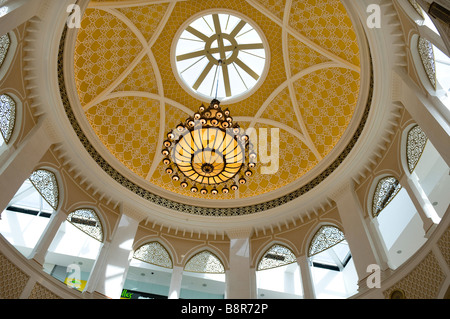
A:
162,99,256,195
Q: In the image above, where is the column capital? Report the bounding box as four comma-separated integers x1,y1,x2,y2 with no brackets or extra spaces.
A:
328,180,355,203
121,203,146,223
226,227,253,239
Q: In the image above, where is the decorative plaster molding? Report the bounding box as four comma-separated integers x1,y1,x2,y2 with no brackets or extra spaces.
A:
226,227,254,239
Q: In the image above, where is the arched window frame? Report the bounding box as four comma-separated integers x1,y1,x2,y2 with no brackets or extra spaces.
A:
66,208,104,242
133,241,173,269
256,243,297,271
401,0,450,109
184,250,225,274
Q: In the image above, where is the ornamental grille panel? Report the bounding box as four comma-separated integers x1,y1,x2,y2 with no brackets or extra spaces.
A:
0,94,15,144
184,250,225,274
372,176,402,218
28,170,59,211
406,125,428,173
67,208,103,242
133,242,173,269
257,244,297,271
418,37,436,89
308,225,345,257
0,34,10,68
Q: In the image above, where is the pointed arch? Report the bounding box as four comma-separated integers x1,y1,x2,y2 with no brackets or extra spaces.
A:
257,243,297,271
184,250,225,274
371,176,402,218
133,241,173,269
308,225,345,257
67,208,104,242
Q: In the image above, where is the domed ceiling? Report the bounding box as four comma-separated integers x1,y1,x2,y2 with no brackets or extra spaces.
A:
72,0,362,207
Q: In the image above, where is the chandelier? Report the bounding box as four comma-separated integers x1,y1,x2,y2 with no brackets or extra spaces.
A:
162,99,256,195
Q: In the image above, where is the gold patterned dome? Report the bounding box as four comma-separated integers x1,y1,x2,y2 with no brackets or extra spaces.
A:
72,0,362,206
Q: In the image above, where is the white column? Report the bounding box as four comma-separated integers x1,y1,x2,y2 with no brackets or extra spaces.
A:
85,210,141,299
297,255,315,299
0,119,53,212
225,228,254,299
168,266,183,299
393,68,450,166
330,182,382,289
28,210,68,265
400,173,440,236
366,217,393,270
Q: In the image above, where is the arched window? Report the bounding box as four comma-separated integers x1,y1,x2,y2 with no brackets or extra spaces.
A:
133,241,173,269
371,174,430,269
406,125,428,173
0,93,16,145
67,208,103,242
256,244,302,299
404,124,449,219
0,169,59,257
184,250,225,274
123,242,174,299
372,176,402,218
307,225,357,299
44,208,104,292
181,250,226,299
407,0,450,108
0,34,10,68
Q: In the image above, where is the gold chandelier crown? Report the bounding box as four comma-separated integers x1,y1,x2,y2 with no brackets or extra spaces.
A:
162,99,256,195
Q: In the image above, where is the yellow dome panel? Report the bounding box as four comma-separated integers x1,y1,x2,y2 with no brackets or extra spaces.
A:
289,0,360,67
294,67,360,158
74,8,143,106
85,97,161,178
113,55,159,94
117,3,170,42
288,34,330,76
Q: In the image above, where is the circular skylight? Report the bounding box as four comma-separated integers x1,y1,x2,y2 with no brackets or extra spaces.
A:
173,12,268,102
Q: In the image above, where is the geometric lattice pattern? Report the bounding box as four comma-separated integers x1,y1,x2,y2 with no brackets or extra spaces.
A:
0,252,30,299
0,94,15,144
67,208,104,242
372,176,402,218
28,169,59,210
308,225,345,257
257,244,297,271
383,252,445,299
133,242,173,269
437,227,450,268
406,125,428,173
184,250,225,274
28,282,62,299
